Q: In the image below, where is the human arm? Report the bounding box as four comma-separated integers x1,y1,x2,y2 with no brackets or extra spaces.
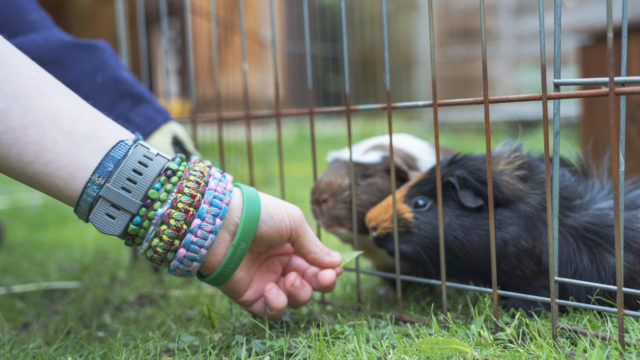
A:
0,36,341,318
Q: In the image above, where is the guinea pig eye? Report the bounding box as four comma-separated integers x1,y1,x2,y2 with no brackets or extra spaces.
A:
411,196,432,211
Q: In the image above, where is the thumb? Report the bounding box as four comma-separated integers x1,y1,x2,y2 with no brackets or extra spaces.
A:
288,209,342,269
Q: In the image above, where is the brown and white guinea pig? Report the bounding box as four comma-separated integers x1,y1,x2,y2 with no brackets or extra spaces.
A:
365,142,640,311
311,133,455,271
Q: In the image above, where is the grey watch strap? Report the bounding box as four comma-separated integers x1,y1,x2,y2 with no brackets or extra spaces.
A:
89,141,171,236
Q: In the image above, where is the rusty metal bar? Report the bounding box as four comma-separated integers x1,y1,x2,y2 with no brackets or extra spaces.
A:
619,0,629,321
551,0,562,340
342,268,640,318
340,0,361,304
381,3,399,300
428,0,447,316
381,0,403,316
269,0,285,200
538,0,557,342
190,86,640,124
209,0,225,169
556,277,640,297
554,76,640,86
606,0,625,349
183,0,198,145
479,0,499,329
114,0,130,67
159,0,173,103
238,0,255,186
302,0,319,186
135,0,150,88
302,0,322,249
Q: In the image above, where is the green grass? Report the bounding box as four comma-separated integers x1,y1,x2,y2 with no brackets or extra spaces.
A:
0,116,638,358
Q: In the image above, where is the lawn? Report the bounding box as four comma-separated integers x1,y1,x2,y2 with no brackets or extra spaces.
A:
0,114,638,358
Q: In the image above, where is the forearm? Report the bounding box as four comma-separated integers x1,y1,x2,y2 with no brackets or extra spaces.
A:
0,36,132,206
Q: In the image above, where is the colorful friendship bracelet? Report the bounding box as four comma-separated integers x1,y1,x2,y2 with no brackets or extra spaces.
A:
144,158,212,266
198,183,261,287
123,154,187,246
168,168,234,277
74,136,139,222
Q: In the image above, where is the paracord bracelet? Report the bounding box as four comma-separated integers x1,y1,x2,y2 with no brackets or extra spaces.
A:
145,159,211,266
74,136,139,222
168,168,233,277
88,141,171,236
197,183,260,287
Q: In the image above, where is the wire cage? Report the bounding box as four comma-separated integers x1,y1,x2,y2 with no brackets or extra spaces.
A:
108,0,640,348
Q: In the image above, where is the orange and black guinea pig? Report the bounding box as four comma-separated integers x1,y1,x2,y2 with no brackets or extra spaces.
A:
365,142,640,312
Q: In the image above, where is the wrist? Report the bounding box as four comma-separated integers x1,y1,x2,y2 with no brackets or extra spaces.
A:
199,186,243,276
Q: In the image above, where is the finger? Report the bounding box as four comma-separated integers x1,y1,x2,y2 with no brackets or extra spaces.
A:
283,255,338,292
263,282,288,320
315,269,337,293
283,272,313,308
287,208,342,269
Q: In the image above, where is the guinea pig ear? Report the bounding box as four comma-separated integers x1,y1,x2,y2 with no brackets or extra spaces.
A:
446,174,485,209
393,149,422,183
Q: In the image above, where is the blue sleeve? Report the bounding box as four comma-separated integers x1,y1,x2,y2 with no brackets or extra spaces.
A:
0,0,170,138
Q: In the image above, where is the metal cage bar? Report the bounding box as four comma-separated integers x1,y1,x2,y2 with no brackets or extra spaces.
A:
537,0,557,342
135,0,150,88
114,0,130,68
550,0,562,340
190,85,640,124
208,0,225,170
159,0,173,103
428,0,448,316
302,0,322,239
238,0,255,187
269,0,286,200
340,0,362,304
381,0,404,316
606,0,625,348
183,0,198,144
478,0,499,328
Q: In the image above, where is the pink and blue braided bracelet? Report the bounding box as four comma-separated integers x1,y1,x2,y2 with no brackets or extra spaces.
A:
168,167,233,277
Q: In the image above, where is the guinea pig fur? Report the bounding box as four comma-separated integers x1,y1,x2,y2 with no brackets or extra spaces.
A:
311,133,455,271
365,142,640,311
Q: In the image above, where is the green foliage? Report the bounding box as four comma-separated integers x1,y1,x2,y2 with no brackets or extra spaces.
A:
1,118,637,358
340,250,364,267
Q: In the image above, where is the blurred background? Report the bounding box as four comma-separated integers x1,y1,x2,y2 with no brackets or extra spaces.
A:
36,0,640,176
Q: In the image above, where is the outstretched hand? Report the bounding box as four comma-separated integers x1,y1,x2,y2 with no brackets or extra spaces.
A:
199,188,343,319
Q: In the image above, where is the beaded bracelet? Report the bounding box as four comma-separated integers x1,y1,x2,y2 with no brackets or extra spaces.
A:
122,154,187,246
168,168,234,277
144,158,212,266
140,191,176,255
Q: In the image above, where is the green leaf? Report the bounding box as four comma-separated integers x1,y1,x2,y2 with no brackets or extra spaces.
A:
415,337,477,357
340,250,364,267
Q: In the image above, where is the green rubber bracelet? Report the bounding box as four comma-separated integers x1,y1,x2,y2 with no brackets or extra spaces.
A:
197,183,261,286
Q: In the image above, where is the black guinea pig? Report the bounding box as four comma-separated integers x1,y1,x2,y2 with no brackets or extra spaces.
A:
365,142,640,311
311,133,455,272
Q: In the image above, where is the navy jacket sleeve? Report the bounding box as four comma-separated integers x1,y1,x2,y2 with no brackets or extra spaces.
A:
0,0,170,138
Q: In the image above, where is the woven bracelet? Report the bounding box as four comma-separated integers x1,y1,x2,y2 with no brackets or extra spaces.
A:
123,154,186,246
145,159,211,266
168,168,233,277
197,183,260,287
74,136,139,222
